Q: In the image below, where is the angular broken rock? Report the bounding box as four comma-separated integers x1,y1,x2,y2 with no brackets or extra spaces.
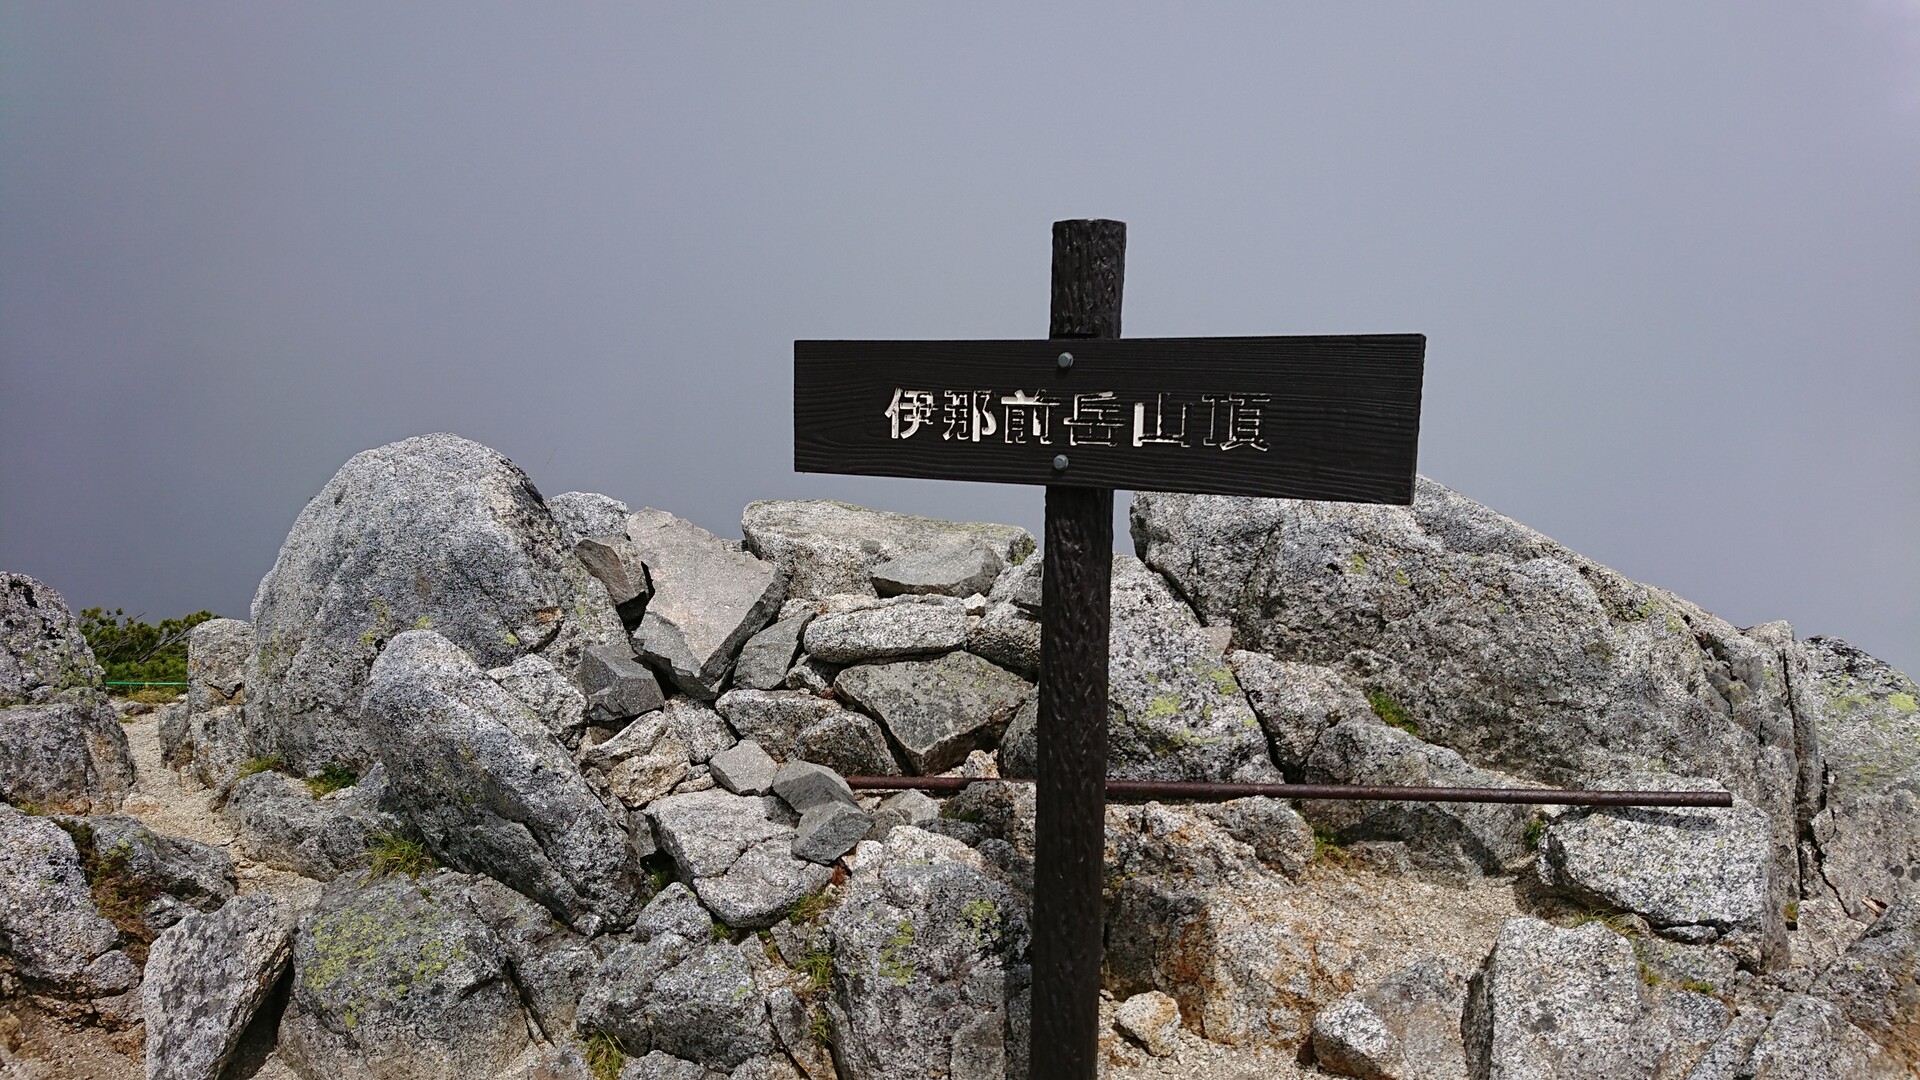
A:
0,571,108,708
801,595,970,664
870,543,1003,598
626,508,785,700
794,707,902,777
1227,651,1377,772
1810,896,1920,1073
833,652,1029,774
143,891,312,1080
578,712,690,808
658,696,736,764
648,788,830,928
184,617,251,715
715,689,841,757
965,600,1041,679
731,614,811,692
280,870,532,1080
741,499,1033,600
793,801,871,864
246,433,624,776
489,652,591,747
573,533,652,610
69,814,235,933
223,766,401,880
709,740,778,796
1310,956,1469,1080
362,630,643,933
1803,635,1920,920
0,699,135,814
1538,786,1781,969
1115,991,1183,1057
772,761,857,812
580,641,668,724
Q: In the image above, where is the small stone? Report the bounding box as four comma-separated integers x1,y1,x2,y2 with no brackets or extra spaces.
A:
573,534,652,609
793,802,872,864
740,500,1032,600
1114,991,1182,1057
870,544,1003,598
801,596,970,664
546,491,631,551
580,644,668,725
878,789,939,826
793,708,901,777
964,601,1040,679
783,656,837,696
772,761,857,812
659,697,736,764
1309,956,1469,1080
710,741,778,796
986,555,1043,613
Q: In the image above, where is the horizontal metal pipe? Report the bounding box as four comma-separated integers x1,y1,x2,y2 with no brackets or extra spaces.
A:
843,775,1733,808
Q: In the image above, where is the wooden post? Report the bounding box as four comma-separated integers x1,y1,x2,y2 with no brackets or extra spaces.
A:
1030,218,1124,1080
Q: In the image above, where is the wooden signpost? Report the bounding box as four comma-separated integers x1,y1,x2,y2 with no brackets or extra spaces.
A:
792,219,1726,1079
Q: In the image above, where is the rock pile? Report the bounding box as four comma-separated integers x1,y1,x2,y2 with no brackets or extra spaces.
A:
0,433,1914,1080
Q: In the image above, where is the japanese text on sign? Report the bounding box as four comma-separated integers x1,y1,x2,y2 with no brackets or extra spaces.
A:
884,388,1271,451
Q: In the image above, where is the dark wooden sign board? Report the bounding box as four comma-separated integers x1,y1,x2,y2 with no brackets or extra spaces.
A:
795,335,1426,501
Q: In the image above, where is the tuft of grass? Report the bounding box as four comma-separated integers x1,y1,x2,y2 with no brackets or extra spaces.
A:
1639,961,1660,987
1679,979,1715,995
1366,690,1417,734
787,888,832,925
1571,910,1643,938
128,687,180,704
799,943,834,991
304,763,358,798
1524,816,1548,851
236,754,284,780
646,865,674,894
1311,824,1348,865
712,920,734,942
1784,901,1800,926
580,1029,625,1080
808,1005,834,1046
366,832,435,878
54,820,161,964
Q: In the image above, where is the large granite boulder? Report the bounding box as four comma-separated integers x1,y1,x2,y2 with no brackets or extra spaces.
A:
741,501,1033,600
1133,479,1809,909
1461,917,1731,1080
361,630,644,934
1106,556,1279,784
834,653,1029,775
1802,636,1920,919
170,617,255,788
0,573,133,813
143,891,313,1080
824,827,1029,1080
1538,785,1782,969
0,803,140,1002
625,508,785,700
0,572,105,707
647,788,831,929
246,433,623,776
222,766,402,880
279,870,532,1080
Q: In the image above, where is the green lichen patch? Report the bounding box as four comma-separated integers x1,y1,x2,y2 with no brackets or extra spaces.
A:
1366,690,1417,735
301,892,463,1028
878,919,916,986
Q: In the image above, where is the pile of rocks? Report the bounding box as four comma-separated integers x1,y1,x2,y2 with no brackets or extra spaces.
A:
0,432,1914,1080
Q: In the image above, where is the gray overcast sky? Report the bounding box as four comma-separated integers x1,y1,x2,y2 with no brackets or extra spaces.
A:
3,4,1916,675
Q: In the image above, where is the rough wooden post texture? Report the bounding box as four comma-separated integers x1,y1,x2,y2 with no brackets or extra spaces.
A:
1031,218,1124,1080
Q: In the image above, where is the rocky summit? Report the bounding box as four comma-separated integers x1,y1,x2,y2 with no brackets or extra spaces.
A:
1,433,1915,1080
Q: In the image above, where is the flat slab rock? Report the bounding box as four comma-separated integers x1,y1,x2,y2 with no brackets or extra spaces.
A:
801,595,969,664
741,499,1033,599
833,652,1029,774
648,788,830,928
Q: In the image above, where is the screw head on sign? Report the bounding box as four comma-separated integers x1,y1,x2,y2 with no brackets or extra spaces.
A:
1052,454,1070,472
1056,352,1074,371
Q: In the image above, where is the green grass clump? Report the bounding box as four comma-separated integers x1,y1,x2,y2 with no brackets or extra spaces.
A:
799,943,834,991
126,687,181,704
367,832,436,878
581,1030,625,1080
1366,690,1417,734
304,763,358,798
236,755,284,780
1784,901,1800,926
808,1005,834,1045
787,888,832,925
1680,978,1715,995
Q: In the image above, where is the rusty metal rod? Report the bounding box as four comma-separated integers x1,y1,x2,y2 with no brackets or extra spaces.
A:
843,775,1732,808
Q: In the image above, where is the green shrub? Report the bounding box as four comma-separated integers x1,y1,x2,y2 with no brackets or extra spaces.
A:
366,832,435,878
78,608,217,692
304,764,358,798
